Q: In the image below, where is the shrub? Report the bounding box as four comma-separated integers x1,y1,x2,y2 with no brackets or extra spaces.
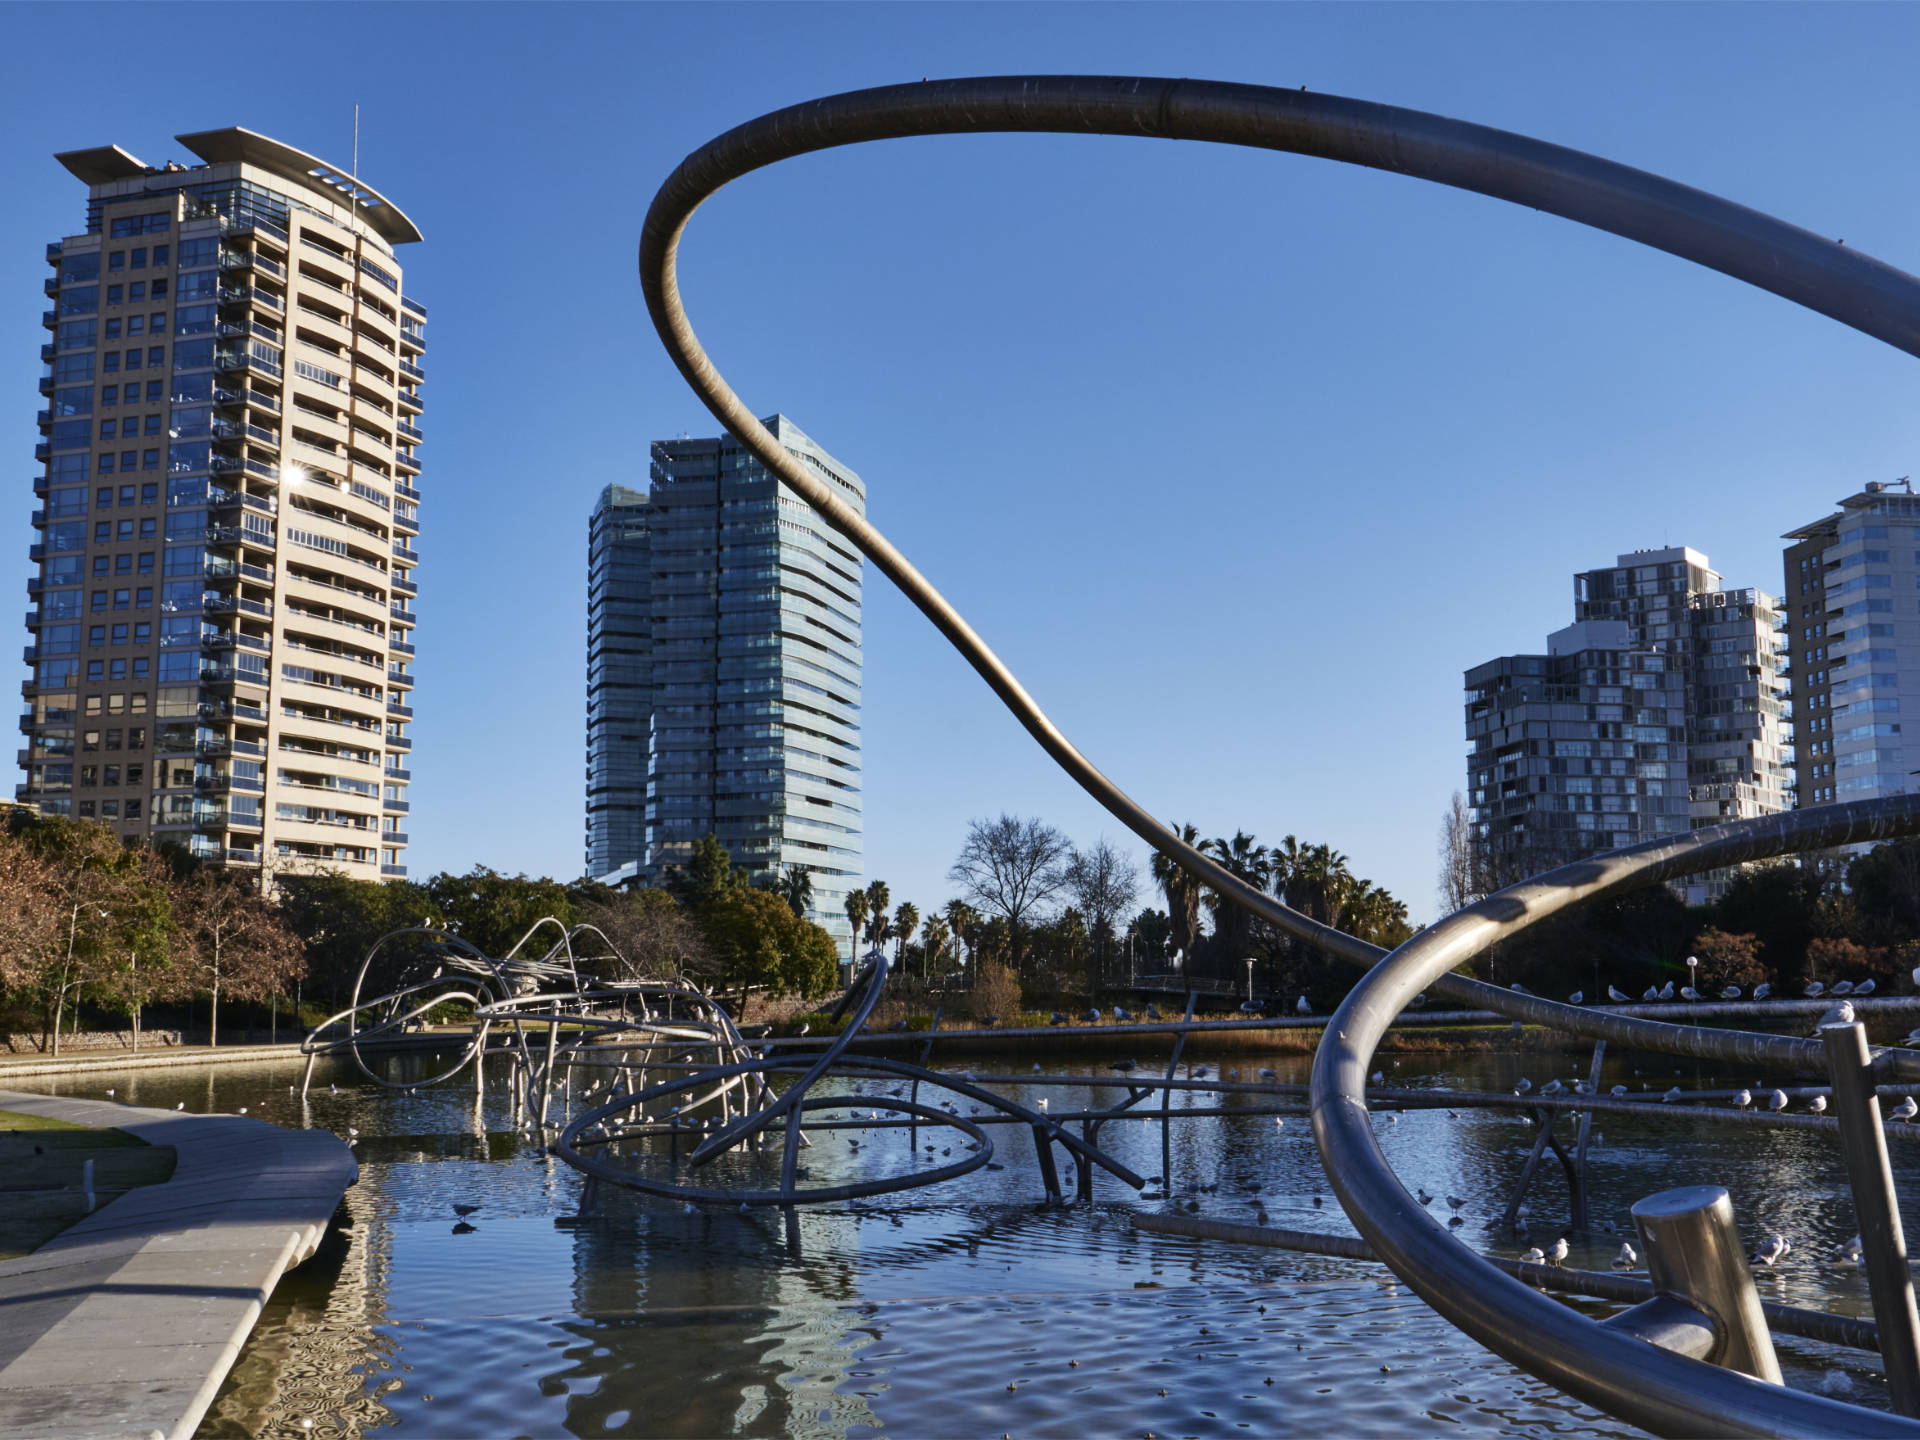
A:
971,961,1022,1021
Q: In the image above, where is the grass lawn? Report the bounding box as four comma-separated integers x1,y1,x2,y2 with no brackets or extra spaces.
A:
0,1110,175,1259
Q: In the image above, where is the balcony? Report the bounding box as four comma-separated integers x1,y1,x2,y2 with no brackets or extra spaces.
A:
41,310,56,330
396,421,423,444
387,667,413,689
215,348,282,380
395,483,421,504
392,577,417,599
45,242,62,264
37,375,55,397
382,831,410,846
399,359,424,383
381,863,408,877
389,639,415,657
33,444,49,463
234,738,265,757
383,797,410,813
39,343,55,363
43,276,58,299
397,389,423,414
218,285,286,315
226,848,262,865
390,604,417,625
391,543,419,565
401,295,427,320
384,766,411,783
27,544,44,561
213,385,281,417
386,734,411,752
395,452,420,475
386,700,414,720
221,215,290,246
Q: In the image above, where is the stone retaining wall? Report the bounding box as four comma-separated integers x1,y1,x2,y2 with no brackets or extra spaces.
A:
1,1030,187,1054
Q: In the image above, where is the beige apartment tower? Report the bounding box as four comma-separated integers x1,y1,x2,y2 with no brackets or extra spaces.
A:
22,129,424,879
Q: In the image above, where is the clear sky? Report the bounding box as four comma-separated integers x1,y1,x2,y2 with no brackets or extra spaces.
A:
4,3,1919,928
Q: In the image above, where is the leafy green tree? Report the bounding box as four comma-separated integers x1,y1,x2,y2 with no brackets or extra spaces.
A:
426,866,578,960
1847,840,1920,948
1711,861,1829,986
666,834,743,911
276,872,438,1007
699,887,838,1018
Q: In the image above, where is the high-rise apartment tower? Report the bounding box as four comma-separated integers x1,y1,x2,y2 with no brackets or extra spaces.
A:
585,416,863,956
1465,546,1789,901
1783,478,1920,812
23,130,425,879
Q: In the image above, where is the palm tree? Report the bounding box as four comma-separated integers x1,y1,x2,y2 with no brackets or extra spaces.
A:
1150,823,1204,969
845,889,869,963
922,915,950,977
944,898,979,984
868,907,892,957
1201,830,1271,966
893,901,920,968
863,879,890,954
779,865,813,920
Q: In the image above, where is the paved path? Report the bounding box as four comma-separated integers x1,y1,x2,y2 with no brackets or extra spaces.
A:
0,1043,310,1080
0,1091,357,1439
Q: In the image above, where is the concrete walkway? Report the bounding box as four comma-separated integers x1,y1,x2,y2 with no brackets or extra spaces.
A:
0,1043,310,1080
0,1091,357,1439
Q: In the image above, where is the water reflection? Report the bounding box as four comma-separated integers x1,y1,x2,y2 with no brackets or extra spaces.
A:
6,1044,1907,1435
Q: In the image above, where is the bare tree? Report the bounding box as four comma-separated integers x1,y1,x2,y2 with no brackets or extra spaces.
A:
577,889,714,983
948,815,1072,973
1437,791,1487,915
1065,837,1140,997
173,865,304,1046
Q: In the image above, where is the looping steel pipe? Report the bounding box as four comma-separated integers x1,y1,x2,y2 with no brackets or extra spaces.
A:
642,76,1920,1433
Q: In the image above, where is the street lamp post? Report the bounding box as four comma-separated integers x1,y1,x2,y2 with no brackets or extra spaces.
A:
1246,957,1255,1005
1687,954,1699,995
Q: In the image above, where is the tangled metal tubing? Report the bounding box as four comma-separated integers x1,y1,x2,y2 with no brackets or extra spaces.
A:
639,75,1920,1435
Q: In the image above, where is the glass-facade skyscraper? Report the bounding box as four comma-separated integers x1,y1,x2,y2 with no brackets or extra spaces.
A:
584,415,863,956
585,484,651,881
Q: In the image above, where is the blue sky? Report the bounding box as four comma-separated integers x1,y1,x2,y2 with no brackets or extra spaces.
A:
5,3,1919,926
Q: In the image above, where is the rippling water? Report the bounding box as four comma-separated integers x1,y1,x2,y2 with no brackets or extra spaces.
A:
8,1043,1908,1436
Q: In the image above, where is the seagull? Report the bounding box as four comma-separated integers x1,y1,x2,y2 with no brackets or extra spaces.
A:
1906,1030,1920,1048
1754,983,1771,1001
1113,1007,1132,1023
1805,981,1826,999
1417,1188,1433,1206
1815,1000,1857,1033
1809,1095,1828,1113
1371,1071,1385,1086
1568,991,1584,1005
1546,1237,1569,1265
1296,996,1311,1014
174,1102,184,1111
1258,1068,1277,1081
1514,1077,1533,1095
1642,986,1659,1002
1520,1247,1546,1265
1755,1234,1788,1267
1732,1090,1752,1109
104,1088,114,1097
1663,1087,1682,1103
1857,979,1878,996
1612,1243,1637,1270
1891,1096,1918,1123
1832,981,1855,997
1833,1235,1864,1264
1273,1117,1284,1129
1608,985,1631,1003
1610,1084,1627,1098
1681,986,1701,1002
1112,1059,1139,1074
453,1203,479,1217
1446,1195,1463,1214
1659,982,1675,1000
1038,1098,1049,1112
1769,1090,1789,1112
1540,1079,1564,1097
1721,986,1742,1000
1510,983,1530,995
1913,963,1920,988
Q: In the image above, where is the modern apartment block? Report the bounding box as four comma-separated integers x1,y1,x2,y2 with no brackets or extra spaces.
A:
1465,546,1789,900
23,129,424,880
1784,477,1920,812
584,415,864,956
585,484,651,882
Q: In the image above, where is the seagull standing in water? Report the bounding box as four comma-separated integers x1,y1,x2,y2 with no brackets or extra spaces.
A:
1755,1234,1788,1267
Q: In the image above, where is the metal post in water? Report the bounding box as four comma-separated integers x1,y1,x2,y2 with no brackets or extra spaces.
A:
1160,992,1199,1185
1031,1122,1063,1205
1625,1184,1781,1383
1572,1040,1605,1235
1825,1020,1920,1415
1500,1110,1555,1232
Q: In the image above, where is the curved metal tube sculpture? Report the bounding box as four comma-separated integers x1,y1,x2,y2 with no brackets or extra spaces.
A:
639,76,1920,1434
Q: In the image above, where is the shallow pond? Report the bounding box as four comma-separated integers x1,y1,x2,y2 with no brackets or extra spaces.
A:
9,1043,1910,1437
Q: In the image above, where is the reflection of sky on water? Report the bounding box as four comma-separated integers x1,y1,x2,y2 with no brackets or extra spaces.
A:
9,1043,1909,1435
